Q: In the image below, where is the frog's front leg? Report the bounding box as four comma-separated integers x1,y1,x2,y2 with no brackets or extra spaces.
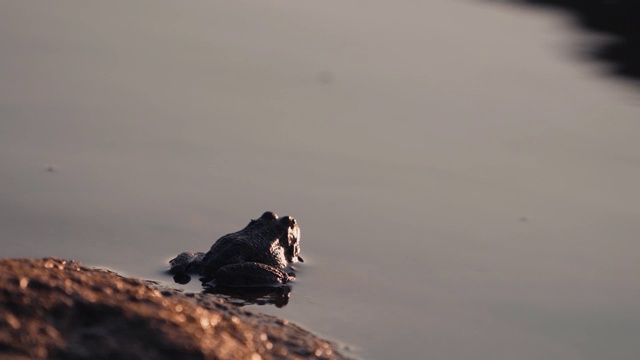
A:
169,251,206,274
214,262,294,288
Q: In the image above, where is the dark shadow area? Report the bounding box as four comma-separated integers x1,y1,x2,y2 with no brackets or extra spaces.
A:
512,0,639,82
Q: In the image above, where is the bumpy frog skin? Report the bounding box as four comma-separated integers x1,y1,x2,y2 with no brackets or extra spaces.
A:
169,212,302,288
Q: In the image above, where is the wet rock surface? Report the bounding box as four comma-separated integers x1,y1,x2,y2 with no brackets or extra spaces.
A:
0,258,350,360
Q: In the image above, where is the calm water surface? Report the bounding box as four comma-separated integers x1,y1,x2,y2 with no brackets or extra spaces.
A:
2,1,640,359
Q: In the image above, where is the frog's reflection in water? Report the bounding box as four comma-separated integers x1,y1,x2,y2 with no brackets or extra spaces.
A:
171,273,291,308
204,285,291,308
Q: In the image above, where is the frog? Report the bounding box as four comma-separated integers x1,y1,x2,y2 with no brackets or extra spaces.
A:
169,211,303,288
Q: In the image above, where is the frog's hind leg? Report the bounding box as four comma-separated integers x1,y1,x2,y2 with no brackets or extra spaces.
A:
215,262,294,288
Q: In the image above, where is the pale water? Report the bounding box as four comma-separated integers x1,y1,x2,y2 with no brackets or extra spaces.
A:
1,1,640,359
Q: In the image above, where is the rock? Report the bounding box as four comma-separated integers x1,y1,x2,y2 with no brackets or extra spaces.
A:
0,258,349,360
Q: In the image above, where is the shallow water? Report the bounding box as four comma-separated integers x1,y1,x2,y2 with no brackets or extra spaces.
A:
2,1,640,359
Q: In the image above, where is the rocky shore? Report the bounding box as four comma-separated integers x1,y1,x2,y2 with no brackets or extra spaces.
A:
0,258,350,360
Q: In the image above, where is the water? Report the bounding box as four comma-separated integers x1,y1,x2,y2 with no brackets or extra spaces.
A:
2,1,640,359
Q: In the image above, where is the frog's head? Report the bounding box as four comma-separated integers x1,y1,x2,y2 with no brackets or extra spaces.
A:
247,211,279,228
247,211,303,264
277,216,303,264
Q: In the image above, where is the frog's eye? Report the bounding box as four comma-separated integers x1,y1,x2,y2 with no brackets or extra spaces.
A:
281,216,297,228
260,211,278,220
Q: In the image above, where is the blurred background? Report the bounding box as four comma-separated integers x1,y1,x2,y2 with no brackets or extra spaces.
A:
1,1,639,359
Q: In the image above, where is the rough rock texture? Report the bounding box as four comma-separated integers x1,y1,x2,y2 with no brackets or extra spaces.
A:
0,258,349,360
